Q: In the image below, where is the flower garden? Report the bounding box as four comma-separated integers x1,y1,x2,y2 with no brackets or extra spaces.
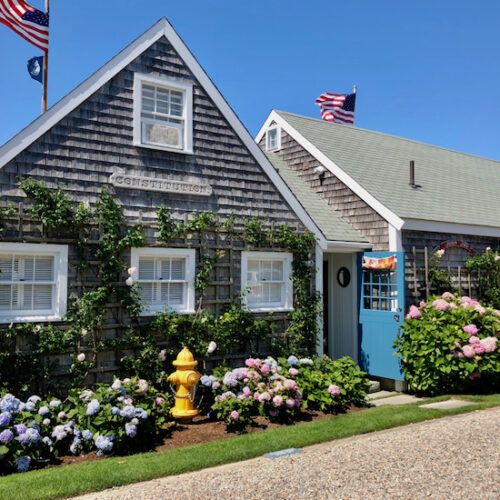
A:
0,354,370,475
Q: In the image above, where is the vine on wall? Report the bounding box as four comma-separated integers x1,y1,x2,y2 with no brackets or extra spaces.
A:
0,180,321,395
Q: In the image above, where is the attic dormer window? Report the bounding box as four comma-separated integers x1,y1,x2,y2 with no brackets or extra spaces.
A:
266,126,280,152
133,74,193,154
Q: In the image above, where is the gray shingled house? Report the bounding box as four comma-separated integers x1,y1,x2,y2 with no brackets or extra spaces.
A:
256,110,499,382
0,19,372,384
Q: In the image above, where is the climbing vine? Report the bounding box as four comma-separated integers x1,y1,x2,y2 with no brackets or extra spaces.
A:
0,179,321,395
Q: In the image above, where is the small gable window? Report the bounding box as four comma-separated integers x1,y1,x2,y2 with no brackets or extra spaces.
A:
266,126,280,152
133,74,193,154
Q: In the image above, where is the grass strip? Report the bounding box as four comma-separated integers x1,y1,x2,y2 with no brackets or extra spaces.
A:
1,394,498,500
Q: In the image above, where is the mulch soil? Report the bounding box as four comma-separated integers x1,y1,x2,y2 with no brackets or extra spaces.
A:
47,405,367,469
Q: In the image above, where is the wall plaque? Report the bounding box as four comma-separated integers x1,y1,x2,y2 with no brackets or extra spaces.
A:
109,173,212,197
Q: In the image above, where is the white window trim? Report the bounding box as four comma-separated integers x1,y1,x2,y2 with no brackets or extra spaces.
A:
241,251,293,312
0,243,68,323
266,125,281,152
130,247,195,315
133,73,194,154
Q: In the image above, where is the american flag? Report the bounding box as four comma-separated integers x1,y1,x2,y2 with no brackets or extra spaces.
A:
0,0,49,51
315,92,356,125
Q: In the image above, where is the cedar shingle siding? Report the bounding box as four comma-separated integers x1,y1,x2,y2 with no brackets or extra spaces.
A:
260,128,389,249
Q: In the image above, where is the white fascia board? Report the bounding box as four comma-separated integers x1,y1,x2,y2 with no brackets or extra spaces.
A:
326,241,372,253
0,19,327,250
162,23,328,250
258,111,405,231
388,224,403,251
402,219,500,238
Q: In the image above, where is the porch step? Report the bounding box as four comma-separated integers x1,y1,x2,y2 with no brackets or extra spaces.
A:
368,380,380,394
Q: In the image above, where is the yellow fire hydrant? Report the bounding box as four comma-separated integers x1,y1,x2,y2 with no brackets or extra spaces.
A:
167,347,201,421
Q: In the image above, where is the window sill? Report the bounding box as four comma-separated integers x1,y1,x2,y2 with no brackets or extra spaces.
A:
133,141,194,155
0,314,62,324
139,307,196,316
245,306,293,313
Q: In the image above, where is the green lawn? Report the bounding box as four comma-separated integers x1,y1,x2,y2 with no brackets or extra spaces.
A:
1,394,498,500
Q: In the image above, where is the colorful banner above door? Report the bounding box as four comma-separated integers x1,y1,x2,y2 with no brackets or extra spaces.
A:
362,255,397,270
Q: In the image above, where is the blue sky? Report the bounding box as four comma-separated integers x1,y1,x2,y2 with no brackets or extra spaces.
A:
1,1,499,159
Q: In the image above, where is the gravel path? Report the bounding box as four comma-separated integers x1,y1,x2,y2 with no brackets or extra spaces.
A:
74,407,500,500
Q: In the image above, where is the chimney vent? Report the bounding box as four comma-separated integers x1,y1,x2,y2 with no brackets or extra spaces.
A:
409,160,416,188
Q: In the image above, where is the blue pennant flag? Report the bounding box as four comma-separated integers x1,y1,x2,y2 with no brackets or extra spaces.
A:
27,56,44,83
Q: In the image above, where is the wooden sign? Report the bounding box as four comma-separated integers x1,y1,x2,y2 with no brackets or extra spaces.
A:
434,240,476,255
109,173,212,196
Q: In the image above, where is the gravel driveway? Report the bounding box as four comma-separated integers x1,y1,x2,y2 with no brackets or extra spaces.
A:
74,406,500,500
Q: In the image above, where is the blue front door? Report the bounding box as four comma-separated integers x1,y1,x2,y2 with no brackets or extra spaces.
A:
358,251,405,380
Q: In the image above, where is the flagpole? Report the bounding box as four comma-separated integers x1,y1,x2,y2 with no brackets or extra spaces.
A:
42,0,49,113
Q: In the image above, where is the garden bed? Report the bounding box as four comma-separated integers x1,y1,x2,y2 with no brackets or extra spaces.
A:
47,405,366,469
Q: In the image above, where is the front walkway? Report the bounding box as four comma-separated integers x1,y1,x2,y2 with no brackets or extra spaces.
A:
74,407,500,500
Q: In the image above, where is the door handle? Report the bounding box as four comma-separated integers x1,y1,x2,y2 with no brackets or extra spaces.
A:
393,314,400,322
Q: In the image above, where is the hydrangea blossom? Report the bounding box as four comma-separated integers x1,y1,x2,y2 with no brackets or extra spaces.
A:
328,384,341,396
111,406,120,415
20,428,41,445
0,429,14,443
462,345,475,358
58,411,66,419
24,402,35,412
51,424,71,441
406,305,422,319
273,395,283,407
0,412,12,427
14,424,27,435
299,358,314,366
111,379,122,391
433,299,451,311
0,394,21,412
463,324,478,336
86,399,100,416
441,292,454,300
158,349,167,362
95,435,114,454
289,368,299,376
15,456,31,473
286,398,296,408
49,400,61,408
125,423,137,437
82,429,93,441
135,408,148,420
42,436,53,446
120,406,136,419
284,379,296,390
135,379,148,395
287,355,299,366
482,337,497,353
201,375,216,387
38,406,50,416
230,411,239,421
42,418,51,426
207,341,217,354
27,395,41,404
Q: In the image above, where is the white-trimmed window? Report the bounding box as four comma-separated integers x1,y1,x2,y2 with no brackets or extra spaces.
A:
241,251,293,312
266,126,280,152
130,248,195,315
0,243,68,323
133,73,193,154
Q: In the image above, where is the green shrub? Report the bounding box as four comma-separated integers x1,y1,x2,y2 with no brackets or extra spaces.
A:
282,356,370,411
466,248,500,309
394,294,500,395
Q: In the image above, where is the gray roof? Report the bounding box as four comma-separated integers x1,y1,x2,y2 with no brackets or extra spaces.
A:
276,111,500,228
265,152,368,243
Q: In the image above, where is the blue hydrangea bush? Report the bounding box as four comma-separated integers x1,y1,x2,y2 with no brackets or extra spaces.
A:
0,377,172,474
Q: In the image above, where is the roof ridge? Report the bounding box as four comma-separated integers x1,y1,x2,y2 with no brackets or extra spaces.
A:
274,110,500,165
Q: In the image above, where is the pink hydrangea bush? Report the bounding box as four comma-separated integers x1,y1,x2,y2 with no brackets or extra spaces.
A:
395,294,500,395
